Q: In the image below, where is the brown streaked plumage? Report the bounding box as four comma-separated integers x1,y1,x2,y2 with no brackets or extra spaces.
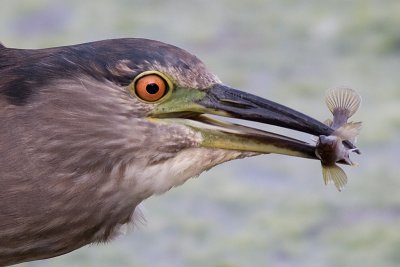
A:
0,38,359,266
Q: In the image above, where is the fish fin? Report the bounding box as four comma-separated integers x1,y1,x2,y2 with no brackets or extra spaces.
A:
342,155,354,165
323,118,333,127
333,121,362,142
322,164,348,191
351,161,359,167
325,87,362,119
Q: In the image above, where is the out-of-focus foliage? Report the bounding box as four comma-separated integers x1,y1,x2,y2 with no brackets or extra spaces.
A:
1,0,399,266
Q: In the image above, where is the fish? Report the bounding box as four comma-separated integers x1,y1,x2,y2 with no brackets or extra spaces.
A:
315,87,362,191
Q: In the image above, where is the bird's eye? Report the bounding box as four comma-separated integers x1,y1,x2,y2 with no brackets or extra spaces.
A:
132,72,172,102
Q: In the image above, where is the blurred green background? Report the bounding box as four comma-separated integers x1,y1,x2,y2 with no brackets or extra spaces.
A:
1,0,399,266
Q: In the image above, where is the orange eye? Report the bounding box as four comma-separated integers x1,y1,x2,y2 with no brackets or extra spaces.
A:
134,74,168,102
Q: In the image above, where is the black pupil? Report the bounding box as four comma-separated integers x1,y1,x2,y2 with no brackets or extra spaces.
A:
146,83,160,94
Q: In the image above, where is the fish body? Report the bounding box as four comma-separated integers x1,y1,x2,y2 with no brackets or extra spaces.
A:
316,135,352,191
315,87,362,191
316,135,351,165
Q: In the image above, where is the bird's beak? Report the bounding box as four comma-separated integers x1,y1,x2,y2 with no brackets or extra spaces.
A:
149,83,351,160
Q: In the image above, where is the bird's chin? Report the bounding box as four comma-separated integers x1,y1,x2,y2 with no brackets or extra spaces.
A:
148,114,317,159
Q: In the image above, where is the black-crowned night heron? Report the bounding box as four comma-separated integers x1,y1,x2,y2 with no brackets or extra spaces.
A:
0,38,353,265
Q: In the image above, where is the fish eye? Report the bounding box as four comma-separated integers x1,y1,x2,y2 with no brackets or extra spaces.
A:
130,71,173,103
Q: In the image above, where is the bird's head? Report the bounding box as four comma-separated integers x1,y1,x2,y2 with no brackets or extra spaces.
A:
2,38,338,198
0,38,362,265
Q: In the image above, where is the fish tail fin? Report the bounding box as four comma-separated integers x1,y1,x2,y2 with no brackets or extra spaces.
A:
322,164,348,191
325,87,362,119
333,121,362,142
